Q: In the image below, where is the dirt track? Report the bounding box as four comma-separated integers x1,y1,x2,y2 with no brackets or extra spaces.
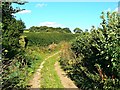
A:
29,51,61,88
55,61,78,89
29,51,78,89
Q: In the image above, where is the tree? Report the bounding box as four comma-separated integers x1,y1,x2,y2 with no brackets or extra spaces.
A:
62,27,71,33
2,2,26,59
74,27,83,34
29,26,72,33
2,2,27,89
90,25,96,32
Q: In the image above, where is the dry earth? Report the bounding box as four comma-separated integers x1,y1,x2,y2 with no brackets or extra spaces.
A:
55,61,79,89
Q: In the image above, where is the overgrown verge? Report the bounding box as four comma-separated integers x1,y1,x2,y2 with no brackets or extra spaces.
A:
2,46,47,89
2,2,28,89
59,12,120,90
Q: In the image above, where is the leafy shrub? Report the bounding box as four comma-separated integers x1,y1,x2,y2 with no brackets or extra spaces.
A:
2,47,43,90
1,2,29,90
2,50,28,90
60,12,120,90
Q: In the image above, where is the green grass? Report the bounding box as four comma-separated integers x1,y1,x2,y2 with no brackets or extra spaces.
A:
24,46,63,87
24,32,78,46
40,51,64,88
24,46,53,84
22,42,68,88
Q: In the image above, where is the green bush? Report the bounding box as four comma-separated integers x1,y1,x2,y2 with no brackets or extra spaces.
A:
2,47,43,90
60,12,120,90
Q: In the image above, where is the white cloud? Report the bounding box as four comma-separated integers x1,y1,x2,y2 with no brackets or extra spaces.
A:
36,3,47,8
39,21,63,27
104,8,111,13
114,7,118,12
107,8,111,12
105,7,120,13
17,10,31,14
114,7,120,12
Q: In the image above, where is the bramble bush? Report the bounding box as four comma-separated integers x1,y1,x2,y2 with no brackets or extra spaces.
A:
59,12,120,90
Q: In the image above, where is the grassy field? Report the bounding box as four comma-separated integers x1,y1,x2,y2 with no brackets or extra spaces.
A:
24,32,78,46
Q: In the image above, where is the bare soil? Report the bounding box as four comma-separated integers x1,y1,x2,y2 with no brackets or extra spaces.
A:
54,61,79,89
29,61,45,88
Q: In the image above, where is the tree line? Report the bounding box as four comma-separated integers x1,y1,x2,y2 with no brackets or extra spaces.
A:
27,26,84,34
28,26,72,33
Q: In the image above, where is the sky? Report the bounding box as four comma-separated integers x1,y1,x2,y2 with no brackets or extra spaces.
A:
12,1,119,32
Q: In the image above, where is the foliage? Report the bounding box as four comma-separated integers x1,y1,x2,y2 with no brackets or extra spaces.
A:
2,51,28,90
1,2,28,89
59,42,75,71
59,12,120,90
74,27,83,34
2,46,47,90
2,2,26,59
24,32,78,46
28,26,71,33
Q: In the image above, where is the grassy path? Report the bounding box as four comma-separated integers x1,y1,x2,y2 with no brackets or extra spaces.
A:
40,51,64,88
28,49,78,89
29,51,63,88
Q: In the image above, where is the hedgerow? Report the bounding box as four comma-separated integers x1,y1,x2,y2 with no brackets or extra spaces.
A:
59,12,120,90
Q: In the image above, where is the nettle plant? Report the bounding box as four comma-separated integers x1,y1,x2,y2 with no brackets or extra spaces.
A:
70,12,120,89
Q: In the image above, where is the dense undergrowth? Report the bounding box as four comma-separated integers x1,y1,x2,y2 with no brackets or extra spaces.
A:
2,46,44,89
59,12,120,90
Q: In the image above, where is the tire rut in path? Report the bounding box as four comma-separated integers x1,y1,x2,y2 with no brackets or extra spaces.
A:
55,61,79,89
29,51,61,88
